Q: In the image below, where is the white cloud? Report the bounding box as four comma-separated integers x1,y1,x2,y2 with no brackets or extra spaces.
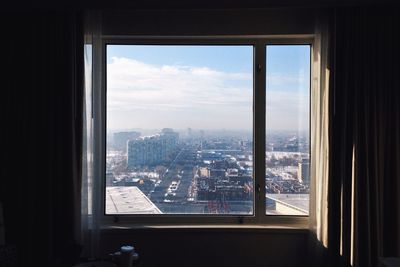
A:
107,57,309,131
266,90,309,131
266,72,309,91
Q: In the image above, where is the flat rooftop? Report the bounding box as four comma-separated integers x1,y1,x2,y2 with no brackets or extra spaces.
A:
266,193,309,215
106,186,162,214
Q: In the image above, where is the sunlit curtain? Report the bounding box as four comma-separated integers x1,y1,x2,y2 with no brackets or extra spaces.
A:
308,10,331,267
81,11,103,259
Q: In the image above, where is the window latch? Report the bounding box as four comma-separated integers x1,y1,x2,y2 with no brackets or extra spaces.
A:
257,63,262,73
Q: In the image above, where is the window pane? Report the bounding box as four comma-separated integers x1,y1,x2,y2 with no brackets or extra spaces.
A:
265,45,310,216
106,45,254,215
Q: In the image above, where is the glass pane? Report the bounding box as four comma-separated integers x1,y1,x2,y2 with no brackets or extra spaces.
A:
265,45,310,216
106,45,254,215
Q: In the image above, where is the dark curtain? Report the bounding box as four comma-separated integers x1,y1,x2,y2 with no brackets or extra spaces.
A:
0,12,83,267
330,6,400,267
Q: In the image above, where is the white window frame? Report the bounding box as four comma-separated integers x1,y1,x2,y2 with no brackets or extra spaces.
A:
93,35,315,227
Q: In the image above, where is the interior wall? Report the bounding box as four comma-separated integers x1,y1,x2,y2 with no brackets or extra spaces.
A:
101,8,316,36
100,228,309,267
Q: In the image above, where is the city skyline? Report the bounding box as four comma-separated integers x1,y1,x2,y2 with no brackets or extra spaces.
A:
106,127,309,215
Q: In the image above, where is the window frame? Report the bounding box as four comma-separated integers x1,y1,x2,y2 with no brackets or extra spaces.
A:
95,35,314,227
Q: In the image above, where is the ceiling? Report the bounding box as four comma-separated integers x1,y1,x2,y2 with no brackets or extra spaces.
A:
6,0,399,10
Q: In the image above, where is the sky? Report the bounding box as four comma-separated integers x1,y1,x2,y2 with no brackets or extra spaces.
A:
106,45,310,132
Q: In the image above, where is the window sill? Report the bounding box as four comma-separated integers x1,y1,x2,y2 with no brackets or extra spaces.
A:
100,223,309,234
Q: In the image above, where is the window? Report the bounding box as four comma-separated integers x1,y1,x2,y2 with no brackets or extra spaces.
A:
106,45,254,215
265,45,311,216
101,38,312,224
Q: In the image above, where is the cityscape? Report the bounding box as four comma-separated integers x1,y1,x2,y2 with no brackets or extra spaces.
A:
105,44,311,216
106,128,310,215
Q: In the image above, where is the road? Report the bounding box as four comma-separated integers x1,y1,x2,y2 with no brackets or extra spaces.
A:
149,146,197,207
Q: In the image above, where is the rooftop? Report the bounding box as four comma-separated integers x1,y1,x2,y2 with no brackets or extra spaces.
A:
106,186,162,214
266,193,309,215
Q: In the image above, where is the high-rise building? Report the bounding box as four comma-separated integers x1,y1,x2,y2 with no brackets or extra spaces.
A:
113,131,141,152
298,159,310,185
106,172,115,186
160,128,179,161
127,129,179,168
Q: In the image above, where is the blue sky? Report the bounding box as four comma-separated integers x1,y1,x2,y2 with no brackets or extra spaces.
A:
106,45,310,131
107,45,253,73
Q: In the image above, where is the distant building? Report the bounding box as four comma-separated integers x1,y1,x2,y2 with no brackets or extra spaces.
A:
114,131,141,152
210,169,226,179
200,151,223,161
199,167,210,178
127,129,179,168
196,178,252,202
106,171,114,186
212,160,226,169
227,168,238,177
228,175,252,185
298,159,310,185
160,128,179,161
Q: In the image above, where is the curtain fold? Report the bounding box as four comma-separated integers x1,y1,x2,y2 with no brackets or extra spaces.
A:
329,7,356,266
311,6,400,267
313,10,331,247
308,9,332,267
328,6,400,267
350,7,400,266
1,12,84,267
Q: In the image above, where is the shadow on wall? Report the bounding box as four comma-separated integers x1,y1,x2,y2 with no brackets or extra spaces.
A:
99,228,309,267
